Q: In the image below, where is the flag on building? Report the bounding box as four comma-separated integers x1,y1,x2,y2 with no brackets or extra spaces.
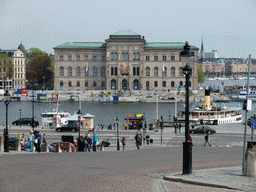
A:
86,62,89,71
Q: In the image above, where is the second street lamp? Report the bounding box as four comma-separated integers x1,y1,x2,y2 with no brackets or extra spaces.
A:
4,90,11,152
115,117,120,151
180,41,195,175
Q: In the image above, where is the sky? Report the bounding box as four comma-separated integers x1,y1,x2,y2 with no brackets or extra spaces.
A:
0,0,256,58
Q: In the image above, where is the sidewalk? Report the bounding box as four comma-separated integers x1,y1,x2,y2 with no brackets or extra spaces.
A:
164,166,256,191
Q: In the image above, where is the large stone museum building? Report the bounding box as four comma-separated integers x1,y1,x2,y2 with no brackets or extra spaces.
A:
54,29,199,91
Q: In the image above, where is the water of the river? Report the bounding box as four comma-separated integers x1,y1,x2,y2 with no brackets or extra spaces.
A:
0,100,255,127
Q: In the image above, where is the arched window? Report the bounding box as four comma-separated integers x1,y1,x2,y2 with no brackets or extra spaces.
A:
171,81,175,87
93,67,97,76
85,81,88,87
163,81,166,87
77,81,80,87
60,81,63,87
76,67,81,76
180,81,183,86
133,52,136,61
84,67,89,76
93,81,97,87
146,81,150,89
115,67,118,76
111,79,116,90
111,67,114,76
111,52,114,61
101,81,105,88
114,52,118,61
146,67,150,76
154,81,158,87
163,67,167,76
154,67,158,77
171,67,175,77
137,67,140,76
133,67,136,76
137,52,140,61
179,67,183,76
68,81,72,87
122,52,125,61
68,67,72,76
101,67,106,76
60,67,64,76
125,52,129,61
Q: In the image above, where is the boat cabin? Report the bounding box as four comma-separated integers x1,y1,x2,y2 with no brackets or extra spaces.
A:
125,114,145,130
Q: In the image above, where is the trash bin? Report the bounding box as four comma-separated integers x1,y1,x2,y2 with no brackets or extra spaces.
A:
146,139,149,145
150,139,153,144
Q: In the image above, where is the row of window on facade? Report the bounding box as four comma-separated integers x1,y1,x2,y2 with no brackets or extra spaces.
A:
60,80,105,88
59,66,106,77
15,73,24,79
59,66,184,77
15,67,25,72
59,54,176,62
59,80,188,89
14,60,24,65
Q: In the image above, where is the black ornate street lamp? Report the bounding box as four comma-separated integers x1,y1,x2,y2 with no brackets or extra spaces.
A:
4,90,10,152
77,110,83,151
19,109,22,119
180,41,195,174
115,117,120,151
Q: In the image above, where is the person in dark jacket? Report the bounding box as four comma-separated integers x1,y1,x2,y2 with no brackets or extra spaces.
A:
135,134,141,150
204,133,211,146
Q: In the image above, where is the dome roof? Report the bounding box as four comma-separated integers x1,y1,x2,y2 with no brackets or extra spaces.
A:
17,43,25,52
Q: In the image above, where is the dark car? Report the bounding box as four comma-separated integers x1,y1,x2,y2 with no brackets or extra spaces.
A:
56,124,79,132
12,118,39,127
189,125,216,134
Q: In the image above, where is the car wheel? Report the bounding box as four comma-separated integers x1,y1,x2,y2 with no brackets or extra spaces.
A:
191,131,195,134
57,129,61,132
13,123,17,126
208,131,211,134
28,123,30,126
72,129,76,132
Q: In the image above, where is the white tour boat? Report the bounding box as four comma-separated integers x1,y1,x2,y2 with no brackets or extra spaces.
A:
41,110,71,129
177,89,243,125
231,89,256,101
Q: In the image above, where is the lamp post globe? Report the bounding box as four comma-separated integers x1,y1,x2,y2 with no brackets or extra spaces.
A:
180,41,195,174
4,90,11,152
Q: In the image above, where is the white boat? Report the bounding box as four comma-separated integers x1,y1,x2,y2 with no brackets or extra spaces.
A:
177,89,243,125
231,89,256,101
41,110,71,129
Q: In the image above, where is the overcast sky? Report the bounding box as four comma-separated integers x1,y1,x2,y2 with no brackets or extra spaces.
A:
0,0,256,58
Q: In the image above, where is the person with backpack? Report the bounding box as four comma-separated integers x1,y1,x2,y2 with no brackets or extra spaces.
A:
204,133,211,146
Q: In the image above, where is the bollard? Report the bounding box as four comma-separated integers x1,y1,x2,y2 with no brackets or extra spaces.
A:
0,136,3,151
67,142,71,152
44,142,49,152
15,138,21,151
56,143,62,153
245,143,256,178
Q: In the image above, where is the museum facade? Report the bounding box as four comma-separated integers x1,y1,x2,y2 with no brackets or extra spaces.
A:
53,29,199,91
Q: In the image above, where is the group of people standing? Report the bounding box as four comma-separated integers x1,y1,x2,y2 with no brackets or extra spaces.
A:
25,130,46,152
78,131,99,152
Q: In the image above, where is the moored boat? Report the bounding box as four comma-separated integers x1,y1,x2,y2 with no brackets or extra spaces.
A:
177,88,243,125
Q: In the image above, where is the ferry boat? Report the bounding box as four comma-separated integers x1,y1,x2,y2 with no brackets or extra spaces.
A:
177,89,243,125
231,89,256,101
41,110,71,129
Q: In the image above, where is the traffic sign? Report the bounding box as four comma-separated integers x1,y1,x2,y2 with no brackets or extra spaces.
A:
251,120,256,130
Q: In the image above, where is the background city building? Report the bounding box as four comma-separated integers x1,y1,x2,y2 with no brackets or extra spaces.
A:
0,43,26,90
54,29,199,91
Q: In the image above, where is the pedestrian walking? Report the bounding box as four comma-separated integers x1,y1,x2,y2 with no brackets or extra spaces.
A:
121,137,126,150
178,123,182,133
146,134,150,145
101,123,104,130
204,133,211,146
135,134,141,150
93,131,98,152
42,134,46,144
189,134,194,146
26,130,35,152
87,134,92,152
34,131,42,152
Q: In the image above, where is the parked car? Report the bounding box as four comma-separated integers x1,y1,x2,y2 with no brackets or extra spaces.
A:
12,118,39,127
189,125,216,134
48,142,76,152
55,124,79,132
